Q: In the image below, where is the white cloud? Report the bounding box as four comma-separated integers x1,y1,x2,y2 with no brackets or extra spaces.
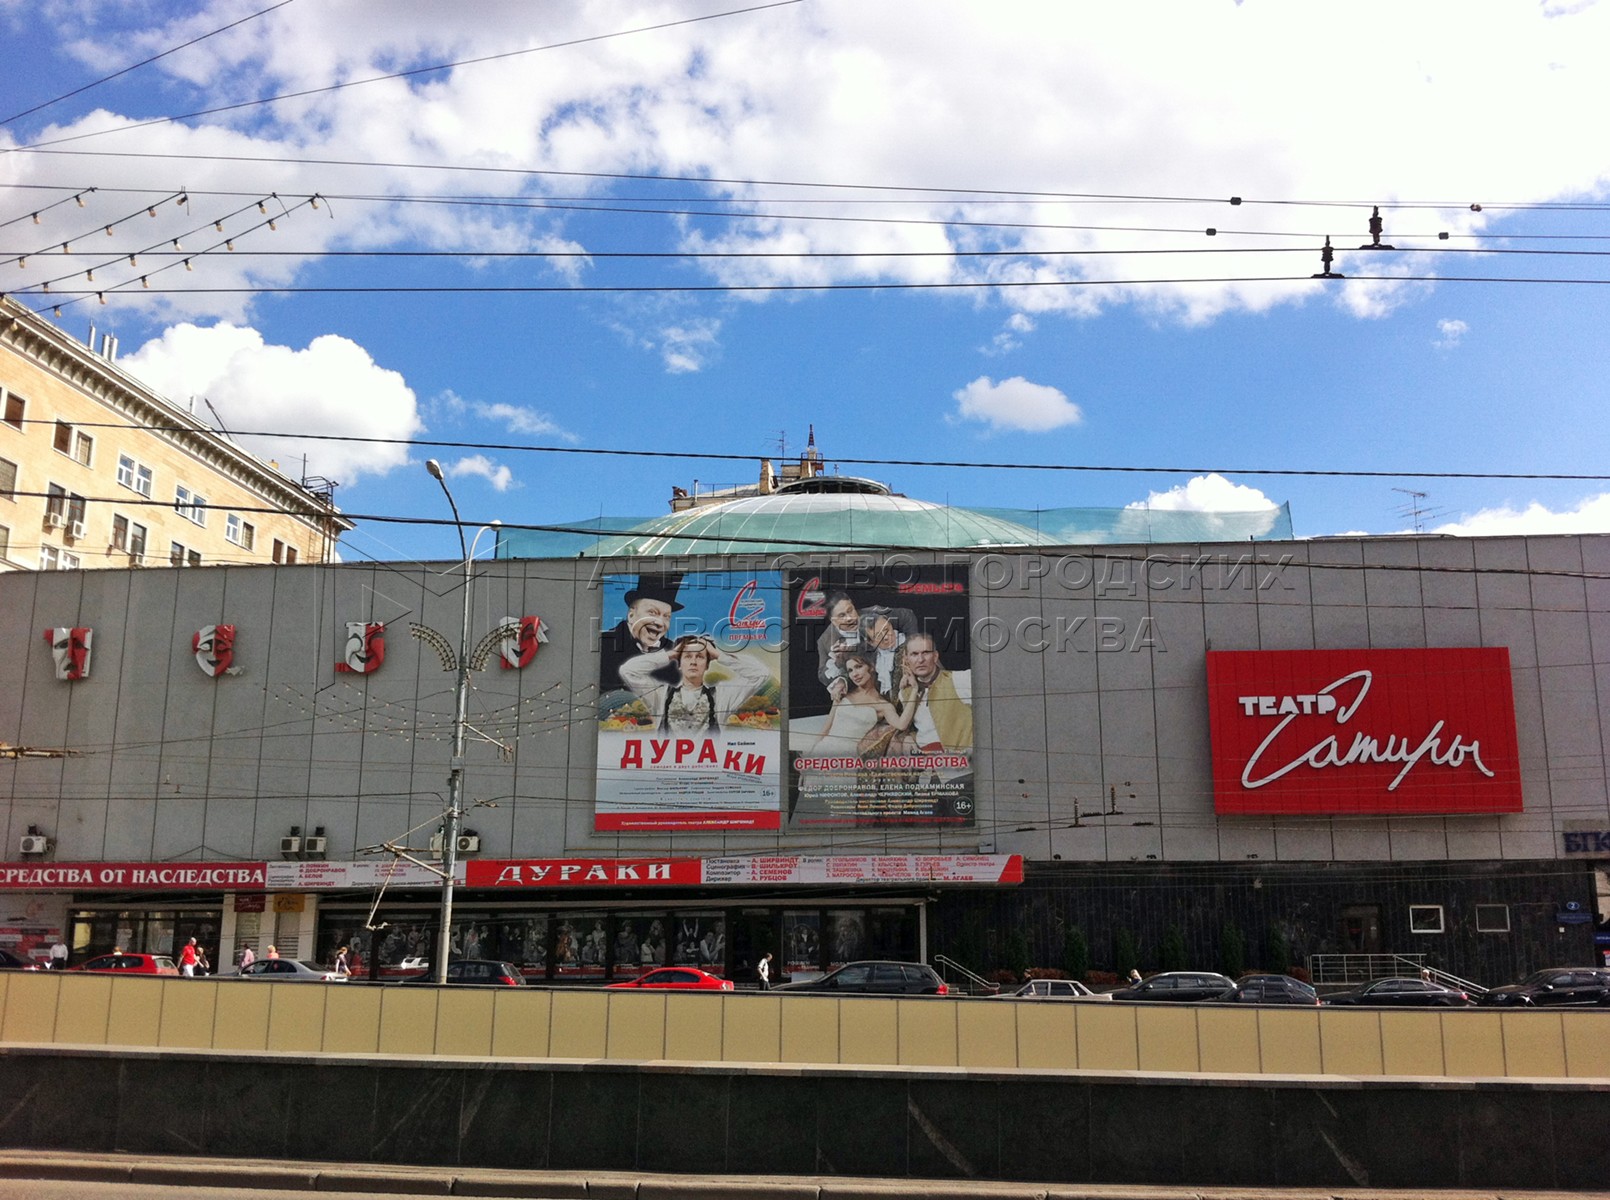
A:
659,319,722,374
1433,493,1610,536
1433,318,1469,349
11,1,1610,331
446,454,516,492
473,402,576,440
1129,474,1279,513
980,313,1036,356
119,322,421,483
951,375,1081,433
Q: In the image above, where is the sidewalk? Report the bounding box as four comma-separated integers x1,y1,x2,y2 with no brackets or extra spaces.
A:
0,1151,1602,1200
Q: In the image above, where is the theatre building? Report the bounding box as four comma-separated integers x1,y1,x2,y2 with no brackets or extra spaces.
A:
0,471,1605,984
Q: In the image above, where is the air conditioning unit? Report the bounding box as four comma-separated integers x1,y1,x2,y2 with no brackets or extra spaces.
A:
279,835,302,856
428,833,445,854
68,521,86,540
455,834,481,854
18,835,49,855
44,511,66,529
301,835,327,858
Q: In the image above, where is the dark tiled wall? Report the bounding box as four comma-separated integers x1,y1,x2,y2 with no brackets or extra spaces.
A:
931,859,1603,983
1,1050,1607,1190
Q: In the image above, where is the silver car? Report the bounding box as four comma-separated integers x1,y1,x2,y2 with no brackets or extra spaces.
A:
235,959,349,983
998,979,1110,1001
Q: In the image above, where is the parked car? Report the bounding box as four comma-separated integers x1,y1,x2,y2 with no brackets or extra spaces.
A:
235,959,349,983
1477,968,1610,1007
1108,971,1234,1002
605,967,733,992
398,960,527,986
0,948,40,971
1215,974,1320,1006
1322,977,1472,1007
67,953,178,976
997,978,1107,1001
775,960,949,996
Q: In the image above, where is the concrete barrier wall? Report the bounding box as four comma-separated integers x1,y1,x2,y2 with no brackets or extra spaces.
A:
2,1046,1608,1191
5,973,1609,1078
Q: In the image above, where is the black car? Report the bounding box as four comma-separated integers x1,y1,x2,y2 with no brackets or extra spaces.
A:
0,948,39,971
1322,977,1472,1007
401,959,527,986
1215,974,1320,1006
1477,968,1610,1007
774,960,949,996
1108,971,1234,1002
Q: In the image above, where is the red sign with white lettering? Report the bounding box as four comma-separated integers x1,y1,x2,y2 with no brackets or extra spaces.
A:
1206,648,1523,815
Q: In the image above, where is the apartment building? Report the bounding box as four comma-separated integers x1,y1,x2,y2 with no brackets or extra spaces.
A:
0,296,350,572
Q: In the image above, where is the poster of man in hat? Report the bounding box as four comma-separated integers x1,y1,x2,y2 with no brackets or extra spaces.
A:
596,570,783,831
598,573,685,695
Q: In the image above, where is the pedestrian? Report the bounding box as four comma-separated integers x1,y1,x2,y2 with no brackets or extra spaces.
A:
197,945,210,976
238,944,255,973
1126,968,1142,985
48,939,68,970
180,937,199,977
334,945,351,976
757,952,773,990
266,945,279,960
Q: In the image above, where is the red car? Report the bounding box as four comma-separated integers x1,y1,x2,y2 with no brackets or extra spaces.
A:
605,967,733,991
68,952,179,976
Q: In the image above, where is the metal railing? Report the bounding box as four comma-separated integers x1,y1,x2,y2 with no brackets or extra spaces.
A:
933,953,1000,995
1308,953,1488,995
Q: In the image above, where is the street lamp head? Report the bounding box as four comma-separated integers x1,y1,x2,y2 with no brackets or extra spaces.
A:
490,519,502,527
425,459,445,482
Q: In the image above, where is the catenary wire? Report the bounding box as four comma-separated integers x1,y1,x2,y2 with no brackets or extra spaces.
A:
0,1,298,127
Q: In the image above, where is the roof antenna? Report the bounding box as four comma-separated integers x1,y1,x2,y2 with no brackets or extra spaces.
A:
1358,205,1395,250
203,398,234,439
1311,237,1345,279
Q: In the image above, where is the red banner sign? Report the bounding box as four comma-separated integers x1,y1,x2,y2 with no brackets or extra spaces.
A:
0,862,268,890
1206,648,1523,815
466,854,1023,888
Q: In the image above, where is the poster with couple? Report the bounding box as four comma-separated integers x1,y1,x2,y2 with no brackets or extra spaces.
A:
595,570,784,831
786,565,974,827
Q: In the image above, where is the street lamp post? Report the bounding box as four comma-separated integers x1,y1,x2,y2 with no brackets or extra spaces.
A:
424,459,499,986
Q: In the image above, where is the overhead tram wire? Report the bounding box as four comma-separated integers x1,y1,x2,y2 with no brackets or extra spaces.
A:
19,271,1610,314
10,427,1610,483
17,146,1610,217
5,1,807,154
0,1,299,127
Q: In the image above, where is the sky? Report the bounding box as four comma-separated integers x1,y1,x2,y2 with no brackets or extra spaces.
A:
2,0,1610,564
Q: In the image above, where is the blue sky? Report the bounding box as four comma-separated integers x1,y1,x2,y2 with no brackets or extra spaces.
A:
3,0,1610,563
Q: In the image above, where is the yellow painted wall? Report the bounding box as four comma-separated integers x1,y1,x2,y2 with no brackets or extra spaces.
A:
5,977,1608,1079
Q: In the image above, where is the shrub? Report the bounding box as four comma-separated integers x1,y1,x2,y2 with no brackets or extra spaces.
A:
1025,966,1067,980
988,968,1020,985
1265,926,1291,975
1084,970,1120,987
1219,922,1246,979
1003,929,1031,979
1160,925,1187,972
1287,965,1311,984
1061,926,1090,981
1112,928,1140,975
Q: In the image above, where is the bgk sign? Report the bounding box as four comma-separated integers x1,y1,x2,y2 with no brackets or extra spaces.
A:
1206,648,1522,815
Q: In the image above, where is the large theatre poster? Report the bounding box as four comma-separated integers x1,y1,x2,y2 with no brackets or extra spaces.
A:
786,565,974,827
596,570,783,831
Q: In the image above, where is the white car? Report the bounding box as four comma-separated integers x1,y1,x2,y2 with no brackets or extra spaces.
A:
235,959,349,983
998,978,1110,1001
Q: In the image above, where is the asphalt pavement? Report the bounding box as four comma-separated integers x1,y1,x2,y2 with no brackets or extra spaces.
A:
1,1152,1607,1200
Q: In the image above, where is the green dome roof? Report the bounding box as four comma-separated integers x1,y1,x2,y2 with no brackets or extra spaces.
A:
584,491,1053,556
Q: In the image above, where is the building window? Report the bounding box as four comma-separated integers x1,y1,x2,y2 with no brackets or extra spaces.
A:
0,524,9,560
0,457,15,499
45,483,66,522
272,538,299,564
67,494,86,527
112,515,147,557
116,454,153,498
60,550,80,569
1409,905,1445,935
225,514,255,550
174,485,207,525
39,545,59,570
53,421,93,466
169,542,201,567
2,392,22,430
1475,904,1510,933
